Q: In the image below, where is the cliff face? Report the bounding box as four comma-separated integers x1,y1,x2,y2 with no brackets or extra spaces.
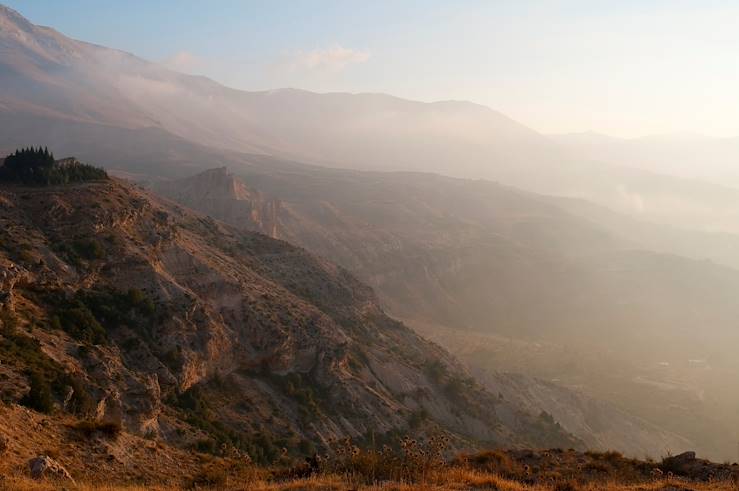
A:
0,177,578,460
153,167,281,239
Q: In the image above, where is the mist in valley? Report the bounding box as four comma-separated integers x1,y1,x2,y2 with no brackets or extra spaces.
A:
3,2,739,483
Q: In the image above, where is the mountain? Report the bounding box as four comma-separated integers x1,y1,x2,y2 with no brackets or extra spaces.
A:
153,166,739,460
6,4,739,236
155,167,739,358
0,171,584,470
0,2,555,175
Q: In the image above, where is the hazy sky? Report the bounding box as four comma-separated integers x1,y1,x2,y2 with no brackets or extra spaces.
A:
6,0,739,138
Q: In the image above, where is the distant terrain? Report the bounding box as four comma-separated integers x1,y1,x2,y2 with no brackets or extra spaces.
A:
155,165,739,460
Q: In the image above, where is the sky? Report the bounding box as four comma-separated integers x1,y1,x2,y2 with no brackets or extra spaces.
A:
5,0,739,138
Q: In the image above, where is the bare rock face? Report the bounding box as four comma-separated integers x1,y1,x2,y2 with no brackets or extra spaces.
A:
0,258,30,310
95,393,124,428
28,455,74,482
154,167,281,239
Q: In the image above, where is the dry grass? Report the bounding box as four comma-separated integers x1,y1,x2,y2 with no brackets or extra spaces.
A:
2,471,737,491
1,410,737,491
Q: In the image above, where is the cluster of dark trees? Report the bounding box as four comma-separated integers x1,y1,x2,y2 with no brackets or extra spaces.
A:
0,147,107,185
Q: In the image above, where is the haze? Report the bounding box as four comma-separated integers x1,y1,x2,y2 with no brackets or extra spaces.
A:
7,0,739,138
3,2,739,486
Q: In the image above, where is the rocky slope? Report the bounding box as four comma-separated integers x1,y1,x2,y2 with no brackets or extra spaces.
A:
0,176,580,466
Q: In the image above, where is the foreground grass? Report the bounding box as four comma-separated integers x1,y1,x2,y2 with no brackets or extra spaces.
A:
1,471,738,491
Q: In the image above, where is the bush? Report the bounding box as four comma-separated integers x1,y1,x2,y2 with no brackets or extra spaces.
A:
188,467,227,488
20,371,55,414
424,360,447,383
460,450,523,478
195,438,217,454
72,239,106,260
71,419,122,439
319,435,450,483
58,374,95,416
56,306,106,345
0,315,67,407
48,287,158,345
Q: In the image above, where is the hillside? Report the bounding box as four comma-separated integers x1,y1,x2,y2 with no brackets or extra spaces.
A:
0,174,582,478
153,166,739,460
155,167,739,358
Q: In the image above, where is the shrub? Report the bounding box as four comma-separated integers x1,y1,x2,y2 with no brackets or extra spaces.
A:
161,346,185,371
56,306,106,344
0,316,66,404
57,374,95,416
71,420,122,439
319,435,450,483
20,371,55,414
71,238,106,260
465,450,521,477
48,287,158,345
195,438,217,454
127,288,155,315
263,372,322,417
408,409,428,429
423,360,447,383
188,467,227,488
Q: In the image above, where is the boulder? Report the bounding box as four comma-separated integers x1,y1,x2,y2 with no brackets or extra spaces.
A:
28,455,74,483
673,451,696,463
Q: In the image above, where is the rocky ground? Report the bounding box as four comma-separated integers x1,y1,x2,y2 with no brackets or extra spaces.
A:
0,409,736,490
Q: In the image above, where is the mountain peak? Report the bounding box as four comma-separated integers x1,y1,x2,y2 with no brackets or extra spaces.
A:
0,4,82,66
0,4,34,31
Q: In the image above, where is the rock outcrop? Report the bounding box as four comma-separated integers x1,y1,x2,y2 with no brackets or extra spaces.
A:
28,455,74,482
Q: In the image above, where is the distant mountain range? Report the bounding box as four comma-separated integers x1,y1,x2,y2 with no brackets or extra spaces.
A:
4,4,739,234
552,131,739,188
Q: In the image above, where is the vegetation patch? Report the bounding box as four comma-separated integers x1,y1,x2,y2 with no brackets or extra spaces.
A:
173,382,281,464
70,419,122,439
262,371,323,418
46,287,157,345
19,370,55,414
0,147,107,185
1,309,97,415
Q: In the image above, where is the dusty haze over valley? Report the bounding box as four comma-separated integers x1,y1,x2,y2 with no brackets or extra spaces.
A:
1,2,739,489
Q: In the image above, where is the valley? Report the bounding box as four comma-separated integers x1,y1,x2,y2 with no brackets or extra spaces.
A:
1,2,739,488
